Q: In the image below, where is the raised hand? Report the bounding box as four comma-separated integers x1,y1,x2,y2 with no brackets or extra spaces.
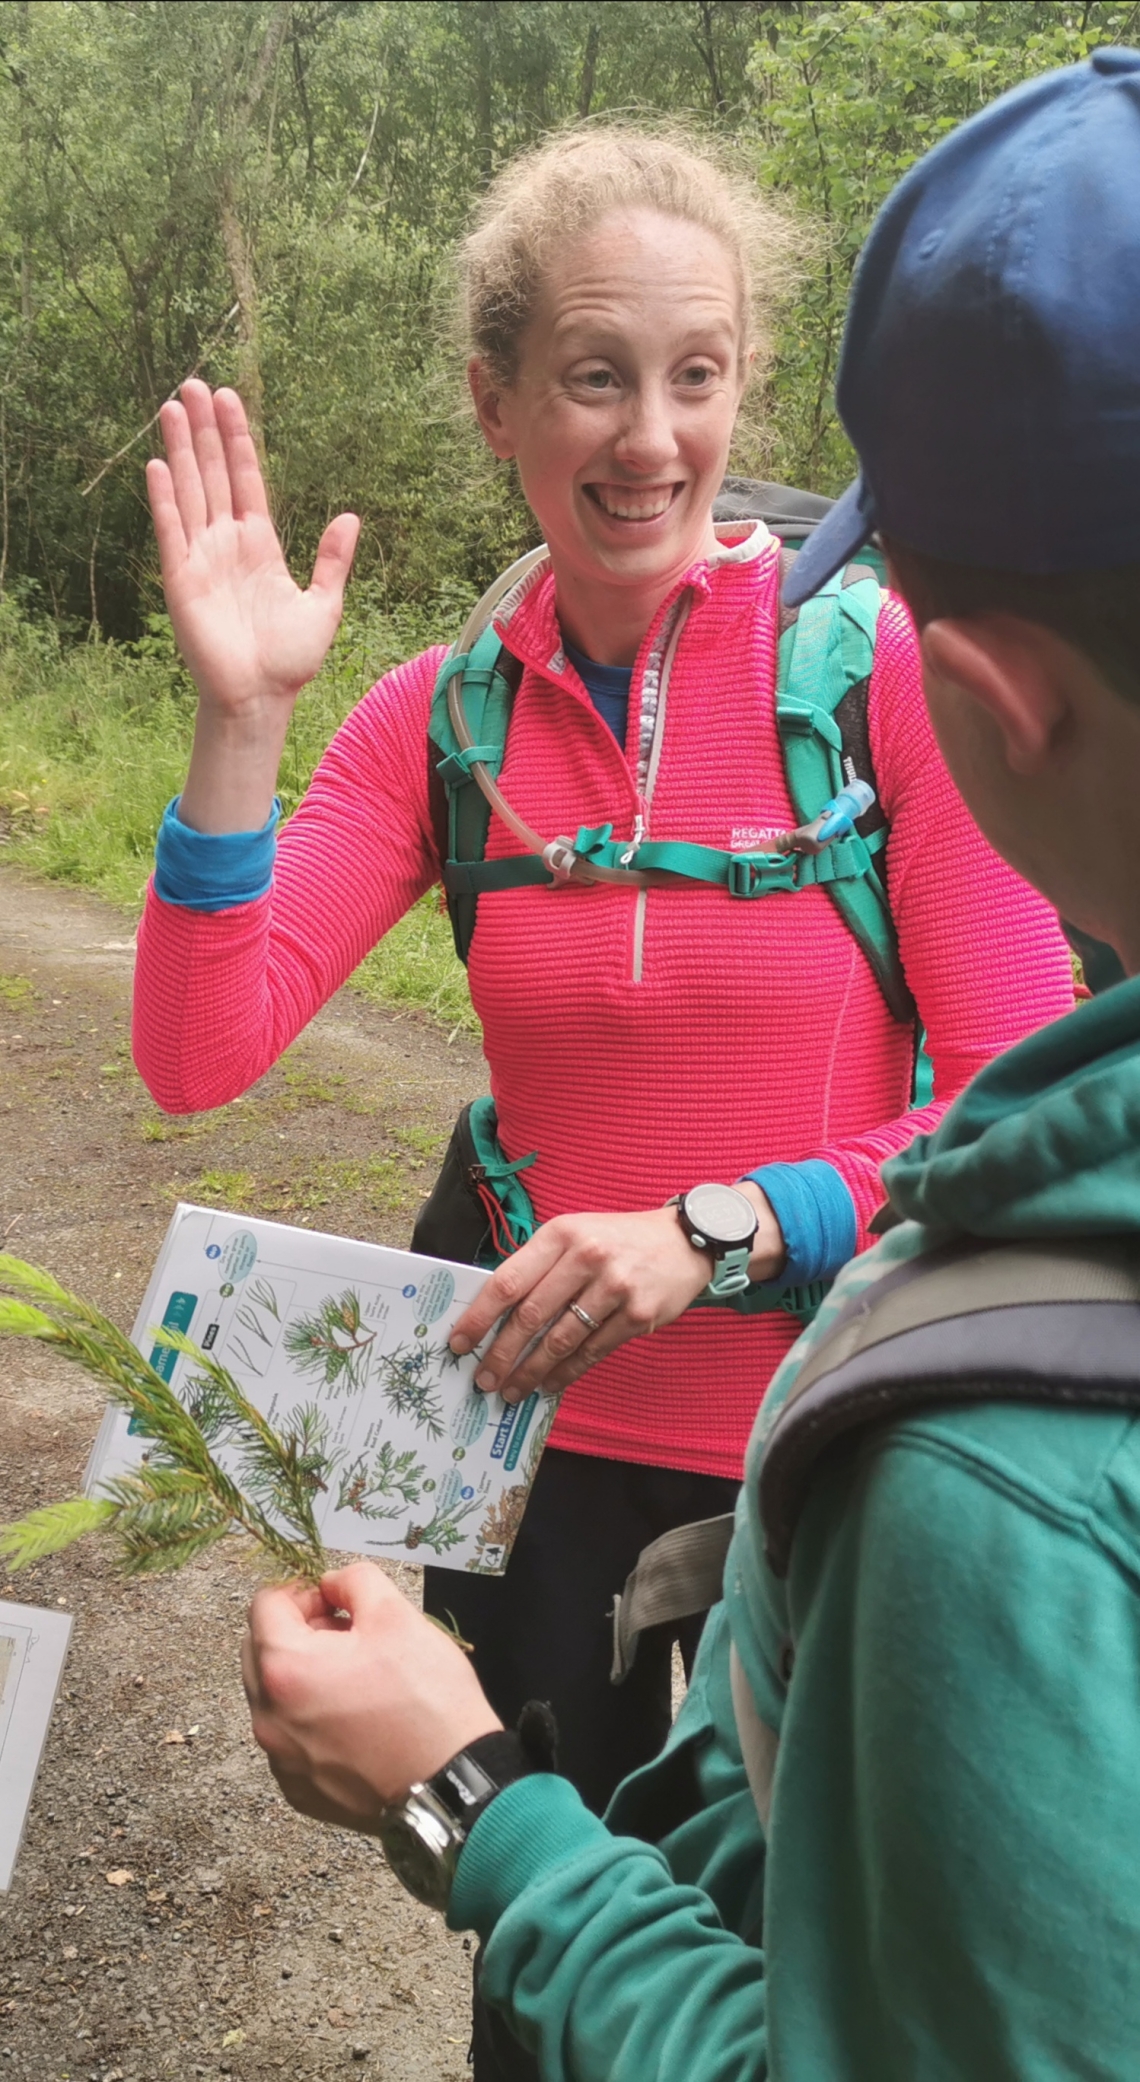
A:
147,381,360,714
146,382,360,833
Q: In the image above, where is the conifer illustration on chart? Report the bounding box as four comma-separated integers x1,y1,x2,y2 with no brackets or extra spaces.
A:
75,1205,555,1576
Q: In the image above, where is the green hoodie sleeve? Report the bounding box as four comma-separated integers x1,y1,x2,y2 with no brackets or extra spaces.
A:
450,1774,768,2082
448,1599,769,2082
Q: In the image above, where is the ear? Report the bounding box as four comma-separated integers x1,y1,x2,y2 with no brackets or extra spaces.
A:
921,618,1067,776
467,357,516,461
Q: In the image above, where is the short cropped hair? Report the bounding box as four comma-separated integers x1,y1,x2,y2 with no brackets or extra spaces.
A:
884,538,1140,705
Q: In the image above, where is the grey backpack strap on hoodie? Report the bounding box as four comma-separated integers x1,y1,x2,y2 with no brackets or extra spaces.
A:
759,1233,1140,1576
610,1513,735,1684
610,1233,1140,1679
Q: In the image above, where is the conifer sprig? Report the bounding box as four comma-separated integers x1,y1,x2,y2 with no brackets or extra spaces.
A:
0,1255,329,1583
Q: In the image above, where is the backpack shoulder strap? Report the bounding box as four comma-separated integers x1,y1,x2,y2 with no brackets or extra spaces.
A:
776,549,914,1026
428,626,525,966
610,1511,736,1684
759,1233,1140,1575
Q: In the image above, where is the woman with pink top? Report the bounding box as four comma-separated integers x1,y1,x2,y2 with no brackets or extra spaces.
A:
136,129,1073,1822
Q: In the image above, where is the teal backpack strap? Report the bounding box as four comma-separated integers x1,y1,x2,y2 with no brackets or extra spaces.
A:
777,566,916,1028
428,625,540,964
466,1093,539,1258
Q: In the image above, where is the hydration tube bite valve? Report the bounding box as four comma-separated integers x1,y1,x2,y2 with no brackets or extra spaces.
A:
778,779,876,856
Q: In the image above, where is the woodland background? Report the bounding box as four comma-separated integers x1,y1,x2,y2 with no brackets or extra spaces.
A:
0,0,1133,1019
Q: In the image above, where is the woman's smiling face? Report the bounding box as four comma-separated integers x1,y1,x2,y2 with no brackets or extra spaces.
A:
470,208,748,632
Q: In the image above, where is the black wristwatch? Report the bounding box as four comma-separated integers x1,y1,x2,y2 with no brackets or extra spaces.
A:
377,1709,557,1913
377,1745,506,1912
671,1183,759,1298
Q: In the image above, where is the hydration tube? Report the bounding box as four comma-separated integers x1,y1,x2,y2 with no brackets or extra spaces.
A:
448,545,651,888
446,543,875,886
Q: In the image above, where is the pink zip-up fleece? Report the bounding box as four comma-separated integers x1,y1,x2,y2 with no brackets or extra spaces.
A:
133,523,1074,1480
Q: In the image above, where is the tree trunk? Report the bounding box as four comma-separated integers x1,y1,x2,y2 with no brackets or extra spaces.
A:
475,1,495,186
219,180,267,468
693,0,727,117
215,0,293,469
577,21,600,119
0,401,9,601
18,0,32,325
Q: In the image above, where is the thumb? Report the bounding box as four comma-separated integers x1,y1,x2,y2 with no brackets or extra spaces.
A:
309,512,360,604
248,1579,325,1649
319,1560,404,1626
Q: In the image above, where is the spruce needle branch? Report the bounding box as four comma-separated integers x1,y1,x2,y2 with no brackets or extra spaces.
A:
0,1257,326,1581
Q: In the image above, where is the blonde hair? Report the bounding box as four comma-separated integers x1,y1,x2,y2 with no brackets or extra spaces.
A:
458,124,801,393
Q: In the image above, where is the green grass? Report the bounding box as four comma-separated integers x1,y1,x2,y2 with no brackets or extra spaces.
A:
182,1151,417,1219
0,593,479,1035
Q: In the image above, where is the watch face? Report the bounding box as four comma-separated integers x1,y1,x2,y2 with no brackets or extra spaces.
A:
379,1798,460,1914
683,1182,757,1248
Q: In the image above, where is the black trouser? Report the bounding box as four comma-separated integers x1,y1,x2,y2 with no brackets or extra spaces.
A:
423,1445,738,2080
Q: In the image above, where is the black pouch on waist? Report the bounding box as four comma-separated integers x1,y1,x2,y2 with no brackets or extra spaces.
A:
410,1101,491,1267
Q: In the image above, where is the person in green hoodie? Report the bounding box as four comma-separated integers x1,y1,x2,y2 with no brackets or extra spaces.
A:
239,50,1140,2081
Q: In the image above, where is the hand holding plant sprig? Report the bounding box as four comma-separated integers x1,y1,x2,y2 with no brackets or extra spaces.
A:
0,1253,332,1583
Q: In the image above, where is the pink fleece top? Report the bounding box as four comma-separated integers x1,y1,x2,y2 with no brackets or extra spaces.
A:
133,526,1074,1479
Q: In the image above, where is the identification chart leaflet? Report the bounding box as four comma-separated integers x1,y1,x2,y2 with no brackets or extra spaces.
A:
85,1204,555,1575
0,1599,73,1890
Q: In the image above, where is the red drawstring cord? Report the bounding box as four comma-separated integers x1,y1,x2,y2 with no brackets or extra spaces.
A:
475,1178,520,1261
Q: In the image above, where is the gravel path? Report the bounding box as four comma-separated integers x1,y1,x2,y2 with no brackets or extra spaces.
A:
0,865,488,2082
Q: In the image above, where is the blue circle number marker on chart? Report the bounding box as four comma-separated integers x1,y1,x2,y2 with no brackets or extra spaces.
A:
402,1284,417,1299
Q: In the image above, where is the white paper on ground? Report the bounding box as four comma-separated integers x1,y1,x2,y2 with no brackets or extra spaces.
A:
84,1203,555,1575
0,1599,73,1890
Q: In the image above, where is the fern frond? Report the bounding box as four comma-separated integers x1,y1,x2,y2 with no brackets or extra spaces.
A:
0,1496,116,1568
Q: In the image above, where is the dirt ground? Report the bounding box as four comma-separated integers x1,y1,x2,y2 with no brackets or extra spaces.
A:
0,864,490,2082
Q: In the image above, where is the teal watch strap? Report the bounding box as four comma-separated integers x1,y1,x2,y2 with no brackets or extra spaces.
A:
673,1185,759,1302
703,1246,753,1299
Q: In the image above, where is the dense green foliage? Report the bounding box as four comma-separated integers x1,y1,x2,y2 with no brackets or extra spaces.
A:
2,0,1136,636
0,2,1132,1025
0,584,479,1025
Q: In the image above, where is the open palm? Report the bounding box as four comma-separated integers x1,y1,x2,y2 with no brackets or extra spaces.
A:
146,381,360,713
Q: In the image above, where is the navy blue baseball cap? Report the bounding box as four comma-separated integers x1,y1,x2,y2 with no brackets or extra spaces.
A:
784,47,1140,608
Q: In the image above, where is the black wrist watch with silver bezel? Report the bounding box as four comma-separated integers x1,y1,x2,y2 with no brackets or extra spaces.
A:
671,1182,759,1299
378,1745,505,1912
377,1718,552,1913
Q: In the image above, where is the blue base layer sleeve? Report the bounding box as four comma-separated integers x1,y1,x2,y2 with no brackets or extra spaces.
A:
153,795,280,911
745,1158,858,1290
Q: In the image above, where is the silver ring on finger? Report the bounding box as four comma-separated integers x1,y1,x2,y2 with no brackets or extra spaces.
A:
567,1301,602,1333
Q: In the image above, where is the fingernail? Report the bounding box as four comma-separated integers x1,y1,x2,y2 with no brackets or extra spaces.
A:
450,1335,471,1355
475,1369,496,1392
